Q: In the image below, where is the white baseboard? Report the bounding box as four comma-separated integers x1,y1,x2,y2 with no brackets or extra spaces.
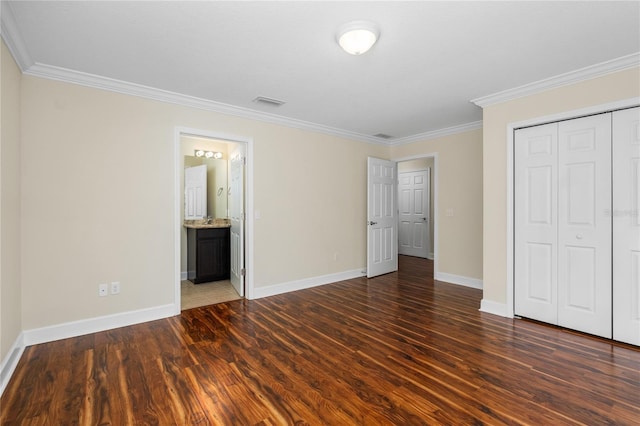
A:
252,269,365,299
427,252,434,260
0,332,25,398
479,299,511,318
23,303,177,347
434,272,483,289
181,271,187,280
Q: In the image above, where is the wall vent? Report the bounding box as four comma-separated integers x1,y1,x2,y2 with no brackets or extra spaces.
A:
253,96,286,107
373,133,393,139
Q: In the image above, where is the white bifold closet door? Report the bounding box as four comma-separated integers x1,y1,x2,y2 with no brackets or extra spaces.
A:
557,114,612,338
613,107,640,346
515,113,612,339
514,122,559,325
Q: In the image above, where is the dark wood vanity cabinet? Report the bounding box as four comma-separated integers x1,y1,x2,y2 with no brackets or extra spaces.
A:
187,227,230,283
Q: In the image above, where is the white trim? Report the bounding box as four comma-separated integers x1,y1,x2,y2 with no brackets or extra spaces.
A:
15,62,484,147
245,139,256,299
22,304,176,347
427,252,434,260
479,299,509,318
252,269,365,299
174,127,255,306
181,271,188,281
472,53,640,107
392,153,439,279
435,272,483,290
505,97,640,319
22,63,391,145
389,121,483,146
0,332,25,397
0,1,33,71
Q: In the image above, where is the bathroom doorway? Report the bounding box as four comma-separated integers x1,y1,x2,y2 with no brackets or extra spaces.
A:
174,127,253,312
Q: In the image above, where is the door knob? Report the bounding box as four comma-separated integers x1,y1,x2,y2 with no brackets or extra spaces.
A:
368,221,377,225
422,217,427,221
576,234,583,240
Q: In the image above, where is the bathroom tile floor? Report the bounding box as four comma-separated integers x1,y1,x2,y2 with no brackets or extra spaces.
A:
181,279,241,310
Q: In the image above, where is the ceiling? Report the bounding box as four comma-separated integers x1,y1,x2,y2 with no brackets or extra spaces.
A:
3,1,639,144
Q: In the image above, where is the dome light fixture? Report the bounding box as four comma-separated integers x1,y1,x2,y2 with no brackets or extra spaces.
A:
337,20,380,55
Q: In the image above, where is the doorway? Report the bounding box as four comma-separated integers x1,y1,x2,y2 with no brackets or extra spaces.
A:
398,168,431,259
394,154,438,277
174,127,254,313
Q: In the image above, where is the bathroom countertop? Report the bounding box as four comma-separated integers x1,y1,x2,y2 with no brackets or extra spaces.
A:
183,219,231,229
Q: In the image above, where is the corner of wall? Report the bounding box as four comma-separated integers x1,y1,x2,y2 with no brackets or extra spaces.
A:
0,332,24,397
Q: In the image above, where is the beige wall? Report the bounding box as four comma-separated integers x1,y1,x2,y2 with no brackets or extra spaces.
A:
398,158,435,257
19,75,387,330
1,40,22,363
482,67,640,306
391,129,483,280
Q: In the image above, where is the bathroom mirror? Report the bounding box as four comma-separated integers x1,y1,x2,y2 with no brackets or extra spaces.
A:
184,156,228,218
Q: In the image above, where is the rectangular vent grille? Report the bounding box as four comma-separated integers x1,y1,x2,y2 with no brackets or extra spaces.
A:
253,96,286,107
373,133,393,139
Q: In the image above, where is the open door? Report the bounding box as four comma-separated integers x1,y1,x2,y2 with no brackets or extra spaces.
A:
367,157,398,278
229,146,245,296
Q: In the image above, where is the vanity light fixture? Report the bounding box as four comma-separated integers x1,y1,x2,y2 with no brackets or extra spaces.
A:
194,150,223,159
337,20,380,55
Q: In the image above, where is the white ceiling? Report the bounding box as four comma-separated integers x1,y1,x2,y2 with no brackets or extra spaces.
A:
3,1,639,143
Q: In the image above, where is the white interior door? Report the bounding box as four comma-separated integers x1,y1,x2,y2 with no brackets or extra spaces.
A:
613,106,640,345
557,114,612,338
398,170,430,258
229,147,245,297
514,123,559,324
185,164,207,219
367,157,398,278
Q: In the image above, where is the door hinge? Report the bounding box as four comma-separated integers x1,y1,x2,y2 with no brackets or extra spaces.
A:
241,212,245,220
241,268,246,277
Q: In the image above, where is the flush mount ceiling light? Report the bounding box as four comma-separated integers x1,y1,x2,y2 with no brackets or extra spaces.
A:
337,20,380,55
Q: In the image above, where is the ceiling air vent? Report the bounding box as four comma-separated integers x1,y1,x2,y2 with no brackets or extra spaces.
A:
252,96,286,107
373,133,393,139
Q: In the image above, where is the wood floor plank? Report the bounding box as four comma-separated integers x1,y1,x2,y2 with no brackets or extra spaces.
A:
2,255,639,425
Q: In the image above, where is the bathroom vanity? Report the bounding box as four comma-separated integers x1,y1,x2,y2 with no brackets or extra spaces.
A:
185,220,231,283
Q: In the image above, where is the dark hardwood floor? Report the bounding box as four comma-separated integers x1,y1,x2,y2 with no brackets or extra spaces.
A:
2,256,639,425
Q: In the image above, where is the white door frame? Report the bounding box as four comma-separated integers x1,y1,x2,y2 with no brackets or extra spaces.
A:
173,126,255,315
391,153,439,276
504,97,639,318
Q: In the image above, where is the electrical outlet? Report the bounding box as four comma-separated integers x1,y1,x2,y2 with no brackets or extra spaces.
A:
111,281,120,295
98,283,108,297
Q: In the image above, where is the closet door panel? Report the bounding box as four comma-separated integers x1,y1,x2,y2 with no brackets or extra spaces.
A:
514,123,559,324
558,114,612,338
613,106,640,346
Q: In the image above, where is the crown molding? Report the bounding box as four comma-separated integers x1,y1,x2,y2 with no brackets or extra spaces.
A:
389,120,483,146
23,63,392,145
471,52,640,108
24,63,484,146
0,0,33,71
